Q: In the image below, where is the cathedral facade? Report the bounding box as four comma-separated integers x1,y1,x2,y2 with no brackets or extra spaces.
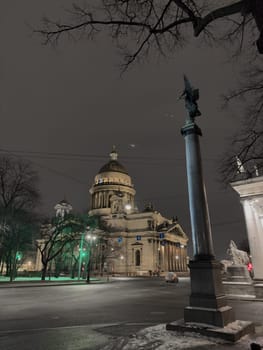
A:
89,147,189,276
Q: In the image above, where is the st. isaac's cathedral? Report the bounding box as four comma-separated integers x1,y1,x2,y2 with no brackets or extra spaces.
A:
34,147,189,276
88,147,189,276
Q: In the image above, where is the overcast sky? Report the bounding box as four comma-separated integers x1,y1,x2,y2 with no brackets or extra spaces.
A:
0,1,250,259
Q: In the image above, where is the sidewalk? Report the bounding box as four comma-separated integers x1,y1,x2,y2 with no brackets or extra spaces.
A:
0,276,111,288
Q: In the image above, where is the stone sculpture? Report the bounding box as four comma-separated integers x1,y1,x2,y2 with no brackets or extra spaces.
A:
180,75,201,124
227,240,250,265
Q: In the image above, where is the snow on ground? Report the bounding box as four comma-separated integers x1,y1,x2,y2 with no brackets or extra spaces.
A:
102,324,219,350
122,324,217,349
101,324,263,350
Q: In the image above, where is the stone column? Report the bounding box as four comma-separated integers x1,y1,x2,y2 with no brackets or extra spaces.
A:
168,244,171,271
182,123,214,260
181,122,234,327
172,244,175,271
242,199,263,280
170,244,173,271
167,77,252,338
175,247,179,271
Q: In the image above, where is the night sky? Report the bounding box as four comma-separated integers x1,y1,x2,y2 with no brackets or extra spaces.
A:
1,1,248,259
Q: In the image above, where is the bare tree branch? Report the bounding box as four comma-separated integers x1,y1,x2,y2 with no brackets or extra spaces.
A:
34,0,263,69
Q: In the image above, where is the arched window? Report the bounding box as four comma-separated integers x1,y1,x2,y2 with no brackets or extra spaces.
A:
135,250,141,266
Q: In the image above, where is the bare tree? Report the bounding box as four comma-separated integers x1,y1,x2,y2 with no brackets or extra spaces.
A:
35,2,263,181
97,218,125,276
97,236,123,276
36,1,263,70
37,214,87,280
0,156,39,211
220,59,263,183
0,156,40,279
0,210,39,281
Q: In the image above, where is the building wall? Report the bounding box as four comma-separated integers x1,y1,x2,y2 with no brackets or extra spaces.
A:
101,219,188,276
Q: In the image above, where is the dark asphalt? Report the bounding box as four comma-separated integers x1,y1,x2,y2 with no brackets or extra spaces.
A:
0,277,262,349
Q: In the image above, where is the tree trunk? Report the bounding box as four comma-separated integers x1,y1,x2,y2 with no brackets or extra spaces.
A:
86,260,91,283
41,263,48,281
9,255,17,282
71,260,77,279
251,0,263,53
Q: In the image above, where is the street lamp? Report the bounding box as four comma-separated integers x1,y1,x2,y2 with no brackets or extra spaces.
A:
78,232,97,281
85,233,97,283
77,233,86,280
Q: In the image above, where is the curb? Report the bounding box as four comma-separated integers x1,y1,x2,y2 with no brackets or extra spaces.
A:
0,280,113,288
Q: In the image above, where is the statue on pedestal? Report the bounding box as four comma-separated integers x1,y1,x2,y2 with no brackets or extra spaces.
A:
227,240,249,265
180,75,201,124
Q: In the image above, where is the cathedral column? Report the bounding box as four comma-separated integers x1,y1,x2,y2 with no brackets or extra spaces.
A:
166,243,170,271
170,244,173,271
184,248,187,271
103,191,106,207
106,192,110,208
172,244,175,271
175,246,179,271
167,242,171,271
168,243,172,271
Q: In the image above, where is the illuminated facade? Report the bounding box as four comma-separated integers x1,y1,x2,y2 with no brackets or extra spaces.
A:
231,176,263,298
89,147,188,276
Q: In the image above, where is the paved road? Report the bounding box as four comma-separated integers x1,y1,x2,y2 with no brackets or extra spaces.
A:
0,277,262,349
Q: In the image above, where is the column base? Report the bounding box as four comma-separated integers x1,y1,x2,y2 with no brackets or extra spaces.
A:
184,305,234,327
186,259,235,327
166,319,254,342
223,265,255,298
254,280,263,299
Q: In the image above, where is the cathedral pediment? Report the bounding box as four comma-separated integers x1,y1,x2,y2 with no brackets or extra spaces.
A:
161,223,188,241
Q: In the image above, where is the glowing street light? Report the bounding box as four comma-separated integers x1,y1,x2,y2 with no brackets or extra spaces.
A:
85,233,97,283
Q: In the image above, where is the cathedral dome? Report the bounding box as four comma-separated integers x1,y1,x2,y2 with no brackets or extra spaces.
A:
99,160,128,175
98,146,128,175
89,146,136,216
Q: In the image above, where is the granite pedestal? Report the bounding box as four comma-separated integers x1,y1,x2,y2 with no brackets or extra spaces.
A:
223,265,255,298
166,260,254,341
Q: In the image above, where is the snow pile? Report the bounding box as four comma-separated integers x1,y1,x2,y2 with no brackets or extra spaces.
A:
120,324,218,350
101,323,263,350
222,320,250,333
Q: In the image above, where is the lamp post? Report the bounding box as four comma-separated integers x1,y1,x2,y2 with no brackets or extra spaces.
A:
85,233,97,283
77,233,85,281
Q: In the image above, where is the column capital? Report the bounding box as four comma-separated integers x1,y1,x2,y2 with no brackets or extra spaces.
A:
181,123,202,137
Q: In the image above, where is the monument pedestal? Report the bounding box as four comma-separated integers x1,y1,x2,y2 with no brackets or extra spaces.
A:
184,260,234,327
167,260,254,341
254,280,263,299
223,265,255,298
